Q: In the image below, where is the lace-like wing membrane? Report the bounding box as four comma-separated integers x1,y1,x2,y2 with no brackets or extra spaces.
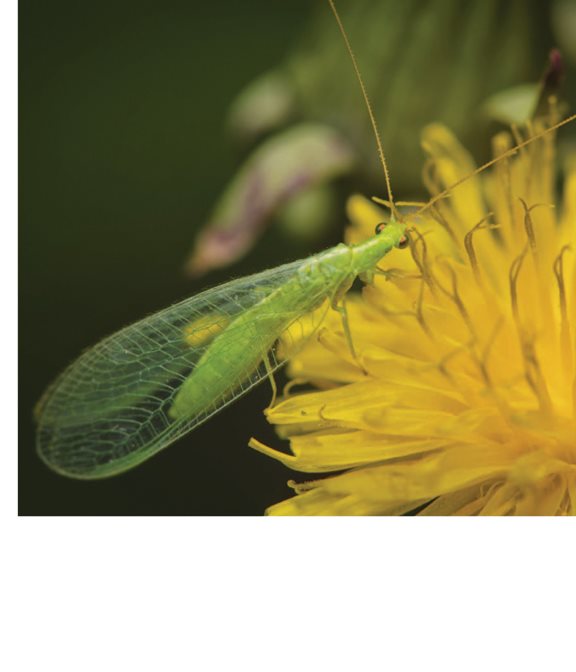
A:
37,261,328,478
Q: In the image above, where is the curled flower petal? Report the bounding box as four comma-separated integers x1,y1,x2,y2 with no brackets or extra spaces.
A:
186,124,355,276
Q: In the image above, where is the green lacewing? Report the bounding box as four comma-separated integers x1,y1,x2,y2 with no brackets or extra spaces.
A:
35,0,575,479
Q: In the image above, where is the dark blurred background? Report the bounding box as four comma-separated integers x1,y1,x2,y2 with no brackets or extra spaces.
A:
20,0,314,515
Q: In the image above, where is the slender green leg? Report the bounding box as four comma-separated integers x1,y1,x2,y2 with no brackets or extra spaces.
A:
330,275,360,361
263,351,278,409
332,296,357,360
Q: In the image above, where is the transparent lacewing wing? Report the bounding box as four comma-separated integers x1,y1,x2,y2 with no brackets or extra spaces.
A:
36,260,323,479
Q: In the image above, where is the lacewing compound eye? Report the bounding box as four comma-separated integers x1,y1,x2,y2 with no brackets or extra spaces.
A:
375,222,409,248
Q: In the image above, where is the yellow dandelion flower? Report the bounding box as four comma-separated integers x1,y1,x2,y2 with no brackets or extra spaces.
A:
251,119,576,516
